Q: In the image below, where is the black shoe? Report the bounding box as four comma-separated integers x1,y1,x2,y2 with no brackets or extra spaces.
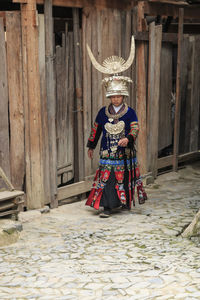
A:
99,208,111,218
121,204,130,211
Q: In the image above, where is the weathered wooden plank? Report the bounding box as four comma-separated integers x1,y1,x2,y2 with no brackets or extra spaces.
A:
66,31,75,182
0,190,24,202
38,14,51,205
20,4,29,209
179,35,191,154
149,0,188,5
189,36,200,152
158,43,172,151
90,8,100,173
21,1,45,209
0,210,18,217
57,164,73,176
73,8,84,182
131,7,137,110
63,26,69,183
6,12,25,190
56,45,65,169
0,167,14,191
82,7,92,179
136,1,148,175
178,150,200,163
147,22,162,178
173,8,184,172
0,202,16,211
14,0,133,9
135,32,178,44
0,13,6,26
144,2,200,19
0,18,10,183
157,150,200,169
157,155,173,169
121,10,132,106
44,0,58,207
57,180,93,201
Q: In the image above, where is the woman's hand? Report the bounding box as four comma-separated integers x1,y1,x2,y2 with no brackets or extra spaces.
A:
118,138,129,147
88,149,94,159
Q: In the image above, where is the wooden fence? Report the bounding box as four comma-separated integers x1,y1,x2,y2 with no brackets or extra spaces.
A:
0,6,200,209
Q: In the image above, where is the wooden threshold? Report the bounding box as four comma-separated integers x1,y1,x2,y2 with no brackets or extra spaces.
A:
57,180,93,202
158,150,200,169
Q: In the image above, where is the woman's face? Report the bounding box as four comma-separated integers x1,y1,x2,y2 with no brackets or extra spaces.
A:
110,95,124,107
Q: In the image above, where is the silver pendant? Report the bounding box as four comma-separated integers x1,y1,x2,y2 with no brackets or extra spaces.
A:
108,118,114,123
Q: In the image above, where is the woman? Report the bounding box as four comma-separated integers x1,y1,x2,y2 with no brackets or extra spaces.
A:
85,37,147,217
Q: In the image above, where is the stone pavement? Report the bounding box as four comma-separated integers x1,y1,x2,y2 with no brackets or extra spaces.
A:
0,162,200,300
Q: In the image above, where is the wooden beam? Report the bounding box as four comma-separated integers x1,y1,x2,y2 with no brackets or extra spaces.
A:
136,1,148,174
57,180,93,201
143,2,200,19
135,31,178,43
13,0,133,9
178,150,200,163
173,8,184,172
149,0,189,6
44,0,58,208
147,22,162,178
158,151,200,169
21,0,45,209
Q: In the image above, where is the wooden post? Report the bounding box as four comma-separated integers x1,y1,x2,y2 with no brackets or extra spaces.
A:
6,12,25,190
82,7,92,180
21,0,45,209
73,8,84,181
38,14,51,205
136,1,148,174
0,18,10,181
147,22,162,178
173,8,184,171
44,0,58,207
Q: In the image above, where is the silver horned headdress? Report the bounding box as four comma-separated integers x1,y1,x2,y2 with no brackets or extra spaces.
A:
87,36,135,97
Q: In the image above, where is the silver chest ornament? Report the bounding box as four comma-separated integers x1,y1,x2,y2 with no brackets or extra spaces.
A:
105,120,125,135
105,120,125,153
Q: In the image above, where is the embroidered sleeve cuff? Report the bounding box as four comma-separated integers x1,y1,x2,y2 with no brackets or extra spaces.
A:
87,140,96,149
129,121,139,140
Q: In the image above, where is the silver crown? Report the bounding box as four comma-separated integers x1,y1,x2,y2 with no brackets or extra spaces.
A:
87,36,135,97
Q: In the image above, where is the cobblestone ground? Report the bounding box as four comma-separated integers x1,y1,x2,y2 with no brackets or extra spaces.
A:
0,163,200,300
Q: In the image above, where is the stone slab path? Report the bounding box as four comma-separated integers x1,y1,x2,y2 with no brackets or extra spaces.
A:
0,163,200,300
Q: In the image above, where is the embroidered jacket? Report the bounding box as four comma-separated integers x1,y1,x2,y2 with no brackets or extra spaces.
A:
86,104,147,210
87,104,139,156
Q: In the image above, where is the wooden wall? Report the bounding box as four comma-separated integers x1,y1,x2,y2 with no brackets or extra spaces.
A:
1,5,200,207
179,35,200,154
82,7,137,178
